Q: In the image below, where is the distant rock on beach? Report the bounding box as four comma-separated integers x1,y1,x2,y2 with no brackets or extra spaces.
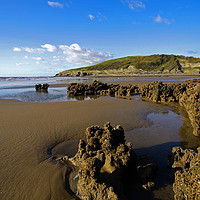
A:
35,83,49,92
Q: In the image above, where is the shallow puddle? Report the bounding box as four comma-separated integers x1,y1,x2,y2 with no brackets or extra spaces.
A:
50,108,200,200
125,109,200,200
0,87,99,102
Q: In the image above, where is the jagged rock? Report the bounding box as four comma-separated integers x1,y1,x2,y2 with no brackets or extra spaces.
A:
142,181,155,191
65,123,134,199
169,147,200,200
67,80,139,98
35,83,49,92
62,122,160,199
179,80,200,137
141,79,200,136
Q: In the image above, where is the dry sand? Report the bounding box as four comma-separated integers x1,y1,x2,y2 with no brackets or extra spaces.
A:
0,96,178,200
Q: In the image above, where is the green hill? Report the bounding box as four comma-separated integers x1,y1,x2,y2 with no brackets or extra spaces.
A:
55,54,200,77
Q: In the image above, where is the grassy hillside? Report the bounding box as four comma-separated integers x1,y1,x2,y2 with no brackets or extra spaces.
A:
56,54,200,76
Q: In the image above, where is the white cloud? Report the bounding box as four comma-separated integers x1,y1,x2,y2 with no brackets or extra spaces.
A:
47,1,64,8
13,47,22,52
88,13,106,21
13,43,112,68
154,14,171,24
123,0,146,10
41,44,58,52
42,61,48,64
59,43,112,65
89,14,95,20
24,56,29,59
23,47,46,54
185,50,198,54
32,57,44,61
16,62,30,66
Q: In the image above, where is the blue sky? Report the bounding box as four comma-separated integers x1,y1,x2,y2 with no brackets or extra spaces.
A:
0,0,200,76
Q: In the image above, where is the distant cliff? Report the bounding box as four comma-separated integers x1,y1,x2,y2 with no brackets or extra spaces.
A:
55,54,200,77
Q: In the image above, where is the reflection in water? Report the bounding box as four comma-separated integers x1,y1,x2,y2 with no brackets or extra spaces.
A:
125,109,200,200
35,90,48,94
47,106,200,200
67,94,99,101
179,113,200,149
0,87,100,102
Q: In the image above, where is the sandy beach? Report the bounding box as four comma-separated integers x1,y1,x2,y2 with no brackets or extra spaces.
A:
0,76,199,200
0,96,178,200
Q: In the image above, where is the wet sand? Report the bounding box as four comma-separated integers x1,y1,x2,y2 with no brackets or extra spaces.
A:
1,76,200,200
0,96,182,200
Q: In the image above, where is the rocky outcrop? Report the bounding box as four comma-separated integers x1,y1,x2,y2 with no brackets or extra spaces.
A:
169,147,200,200
66,122,133,199
141,79,200,136
61,122,158,199
67,80,139,97
179,80,200,137
55,71,92,77
35,83,49,92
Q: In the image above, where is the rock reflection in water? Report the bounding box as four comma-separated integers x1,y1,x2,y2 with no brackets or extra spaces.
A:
67,94,99,101
179,114,200,149
49,107,199,200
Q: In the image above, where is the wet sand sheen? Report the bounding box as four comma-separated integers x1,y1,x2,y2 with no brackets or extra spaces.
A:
0,97,195,200
51,111,183,200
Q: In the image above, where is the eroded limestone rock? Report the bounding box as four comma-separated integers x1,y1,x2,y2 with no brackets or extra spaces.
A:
141,79,200,136
67,122,133,199
62,122,158,199
67,80,139,97
169,147,200,200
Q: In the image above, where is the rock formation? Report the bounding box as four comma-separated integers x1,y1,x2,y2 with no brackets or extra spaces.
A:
141,79,200,136
55,71,92,77
67,80,139,97
61,122,158,199
35,83,49,92
169,147,200,200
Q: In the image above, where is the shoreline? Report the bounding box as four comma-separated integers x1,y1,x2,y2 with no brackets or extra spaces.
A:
0,75,199,90
0,77,199,199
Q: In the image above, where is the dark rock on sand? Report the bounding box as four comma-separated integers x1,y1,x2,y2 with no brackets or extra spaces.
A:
35,83,49,92
61,122,159,199
141,79,200,136
67,80,139,98
169,146,200,200
67,122,133,200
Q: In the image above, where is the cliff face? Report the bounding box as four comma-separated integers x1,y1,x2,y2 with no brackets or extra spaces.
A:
55,54,200,77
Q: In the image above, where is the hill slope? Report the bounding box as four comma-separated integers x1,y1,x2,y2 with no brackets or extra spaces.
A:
56,54,200,77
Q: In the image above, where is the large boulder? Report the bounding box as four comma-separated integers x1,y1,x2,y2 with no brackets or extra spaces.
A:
61,122,160,199
66,122,134,199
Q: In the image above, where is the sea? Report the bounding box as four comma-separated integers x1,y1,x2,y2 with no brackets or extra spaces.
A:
0,76,92,102
0,76,199,102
